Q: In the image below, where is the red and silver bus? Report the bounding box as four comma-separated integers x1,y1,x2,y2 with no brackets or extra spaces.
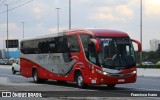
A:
20,29,141,88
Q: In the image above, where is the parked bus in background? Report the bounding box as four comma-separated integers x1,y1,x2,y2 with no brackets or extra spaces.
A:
20,29,141,88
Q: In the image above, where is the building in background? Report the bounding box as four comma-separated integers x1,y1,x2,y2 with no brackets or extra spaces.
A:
6,50,20,59
0,49,20,59
150,39,160,51
1,49,6,59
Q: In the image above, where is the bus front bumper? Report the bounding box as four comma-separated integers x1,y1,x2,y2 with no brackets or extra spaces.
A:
88,72,137,85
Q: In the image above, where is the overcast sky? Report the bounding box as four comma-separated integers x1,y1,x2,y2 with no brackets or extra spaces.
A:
0,0,160,50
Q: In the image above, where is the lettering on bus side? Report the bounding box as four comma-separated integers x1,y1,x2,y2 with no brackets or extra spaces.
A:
35,54,61,63
36,55,48,62
48,54,61,63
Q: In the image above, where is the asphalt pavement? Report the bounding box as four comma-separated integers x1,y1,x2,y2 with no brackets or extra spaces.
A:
0,65,159,100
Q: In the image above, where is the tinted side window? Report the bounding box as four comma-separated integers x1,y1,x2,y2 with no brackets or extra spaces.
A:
67,35,80,52
38,38,56,53
56,36,68,53
80,34,91,52
20,35,80,54
21,38,56,54
21,40,36,54
88,44,97,64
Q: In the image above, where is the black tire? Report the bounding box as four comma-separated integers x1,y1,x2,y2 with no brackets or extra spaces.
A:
57,80,66,85
107,84,116,88
32,69,47,83
39,79,48,83
76,72,87,88
12,68,16,74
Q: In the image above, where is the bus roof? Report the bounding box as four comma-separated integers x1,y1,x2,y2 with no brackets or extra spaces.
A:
22,29,129,41
87,29,129,37
21,32,65,41
65,28,129,37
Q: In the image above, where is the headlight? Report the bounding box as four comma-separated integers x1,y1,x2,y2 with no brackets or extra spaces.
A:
133,71,136,74
96,69,108,75
102,72,108,75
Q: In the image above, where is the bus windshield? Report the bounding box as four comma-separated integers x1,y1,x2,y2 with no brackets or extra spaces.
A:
98,37,136,69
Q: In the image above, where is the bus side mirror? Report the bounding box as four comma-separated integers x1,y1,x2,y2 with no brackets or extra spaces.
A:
131,39,142,52
90,39,100,53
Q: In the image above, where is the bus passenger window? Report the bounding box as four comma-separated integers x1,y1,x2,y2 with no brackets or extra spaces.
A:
56,37,65,52
67,35,80,52
49,43,55,52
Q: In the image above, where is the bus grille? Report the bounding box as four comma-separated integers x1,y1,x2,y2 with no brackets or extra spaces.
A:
108,73,133,78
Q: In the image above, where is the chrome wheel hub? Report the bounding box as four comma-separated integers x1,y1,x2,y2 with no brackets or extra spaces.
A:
77,75,83,86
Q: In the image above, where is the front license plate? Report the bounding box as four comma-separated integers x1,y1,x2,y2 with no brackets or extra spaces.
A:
118,79,125,82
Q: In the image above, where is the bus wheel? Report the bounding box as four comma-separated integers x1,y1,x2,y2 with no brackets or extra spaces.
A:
107,84,116,88
33,70,40,83
76,73,87,88
33,69,47,83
